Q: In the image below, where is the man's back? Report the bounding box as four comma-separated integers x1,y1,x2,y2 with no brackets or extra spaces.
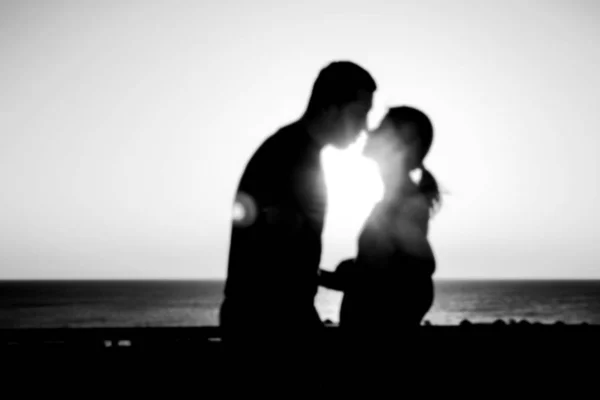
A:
220,121,327,337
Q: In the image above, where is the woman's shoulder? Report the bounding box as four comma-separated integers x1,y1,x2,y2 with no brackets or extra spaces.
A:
404,190,430,211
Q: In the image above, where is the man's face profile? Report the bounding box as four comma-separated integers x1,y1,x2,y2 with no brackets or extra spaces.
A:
331,91,373,149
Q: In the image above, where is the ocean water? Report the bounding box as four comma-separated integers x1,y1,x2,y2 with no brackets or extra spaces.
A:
1,280,599,328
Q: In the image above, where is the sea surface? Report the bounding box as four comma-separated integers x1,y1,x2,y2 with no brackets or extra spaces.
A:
1,280,599,328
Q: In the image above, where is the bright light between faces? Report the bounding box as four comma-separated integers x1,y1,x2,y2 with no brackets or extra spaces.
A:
321,133,384,266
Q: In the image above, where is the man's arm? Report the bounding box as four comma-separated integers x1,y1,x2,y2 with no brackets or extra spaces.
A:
232,190,305,234
231,140,306,250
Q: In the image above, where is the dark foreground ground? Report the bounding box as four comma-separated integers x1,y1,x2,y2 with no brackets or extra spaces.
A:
3,323,598,356
3,323,598,391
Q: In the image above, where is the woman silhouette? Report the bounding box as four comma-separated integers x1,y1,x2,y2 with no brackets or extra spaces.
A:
320,106,441,337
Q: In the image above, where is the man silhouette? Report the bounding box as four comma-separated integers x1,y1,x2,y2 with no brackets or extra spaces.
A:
220,61,376,344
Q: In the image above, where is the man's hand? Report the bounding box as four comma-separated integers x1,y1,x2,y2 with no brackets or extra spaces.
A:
319,259,356,292
318,269,342,291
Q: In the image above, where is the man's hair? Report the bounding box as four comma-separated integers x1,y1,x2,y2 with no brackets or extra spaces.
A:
304,61,376,118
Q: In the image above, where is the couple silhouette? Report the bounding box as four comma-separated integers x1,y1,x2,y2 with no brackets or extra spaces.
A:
220,61,441,346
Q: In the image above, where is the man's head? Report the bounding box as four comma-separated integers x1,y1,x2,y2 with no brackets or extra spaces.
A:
303,61,376,149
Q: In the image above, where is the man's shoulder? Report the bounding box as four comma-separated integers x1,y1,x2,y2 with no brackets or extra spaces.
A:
245,122,306,168
257,121,306,153
236,121,303,186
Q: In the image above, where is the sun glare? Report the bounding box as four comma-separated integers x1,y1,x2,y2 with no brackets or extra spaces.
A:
320,132,384,267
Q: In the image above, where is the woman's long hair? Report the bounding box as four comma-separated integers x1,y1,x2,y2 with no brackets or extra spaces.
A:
386,106,442,216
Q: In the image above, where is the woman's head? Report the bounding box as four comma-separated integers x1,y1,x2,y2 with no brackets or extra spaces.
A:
365,106,441,213
364,106,433,168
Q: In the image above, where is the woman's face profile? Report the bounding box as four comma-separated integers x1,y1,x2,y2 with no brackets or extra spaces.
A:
365,117,423,173
363,118,395,160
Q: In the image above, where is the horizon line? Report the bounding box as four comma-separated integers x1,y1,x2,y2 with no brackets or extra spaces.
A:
1,277,599,282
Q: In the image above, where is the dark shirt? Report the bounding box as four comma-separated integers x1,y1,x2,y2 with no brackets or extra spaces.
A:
338,185,436,332
221,121,327,332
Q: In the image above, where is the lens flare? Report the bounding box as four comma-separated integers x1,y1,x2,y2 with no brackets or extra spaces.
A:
232,191,258,228
232,202,245,221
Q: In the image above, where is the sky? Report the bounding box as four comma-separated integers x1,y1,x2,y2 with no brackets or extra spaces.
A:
1,0,599,279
